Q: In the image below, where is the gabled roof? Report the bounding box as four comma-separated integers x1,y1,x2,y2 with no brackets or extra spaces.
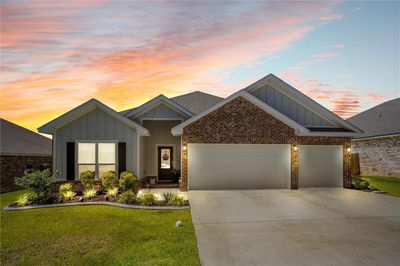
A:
38,99,150,136
347,98,400,139
123,94,194,119
172,90,310,136
172,74,362,137
244,74,362,134
1,118,52,156
171,91,223,114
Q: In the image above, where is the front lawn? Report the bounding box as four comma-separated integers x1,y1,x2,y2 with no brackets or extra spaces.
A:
0,191,200,265
363,176,400,197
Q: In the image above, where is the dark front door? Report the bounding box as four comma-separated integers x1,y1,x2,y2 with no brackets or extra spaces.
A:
158,146,173,180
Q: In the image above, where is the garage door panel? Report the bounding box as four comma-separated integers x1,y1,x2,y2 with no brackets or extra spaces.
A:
298,145,343,188
188,144,290,190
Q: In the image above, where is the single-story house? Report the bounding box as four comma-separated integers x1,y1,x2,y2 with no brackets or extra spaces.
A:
347,98,400,177
38,74,361,191
1,118,52,192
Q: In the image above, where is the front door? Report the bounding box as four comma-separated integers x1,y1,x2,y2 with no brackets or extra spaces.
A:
158,146,173,180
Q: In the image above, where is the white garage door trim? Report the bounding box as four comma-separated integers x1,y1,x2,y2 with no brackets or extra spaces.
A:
298,145,343,188
187,144,291,190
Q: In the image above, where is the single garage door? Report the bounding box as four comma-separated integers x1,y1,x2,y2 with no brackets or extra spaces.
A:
298,145,343,188
188,144,290,190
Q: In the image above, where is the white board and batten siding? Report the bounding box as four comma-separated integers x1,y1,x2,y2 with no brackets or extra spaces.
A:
298,145,343,187
250,84,334,127
188,144,291,190
55,108,138,180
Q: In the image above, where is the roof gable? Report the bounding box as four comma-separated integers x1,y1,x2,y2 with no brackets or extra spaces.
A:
245,74,361,133
38,99,150,136
1,118,52,156
172,75,361,137
172,90,309,136
124,94,194,119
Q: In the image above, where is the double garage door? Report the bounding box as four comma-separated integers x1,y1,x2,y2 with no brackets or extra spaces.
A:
188,144,343,190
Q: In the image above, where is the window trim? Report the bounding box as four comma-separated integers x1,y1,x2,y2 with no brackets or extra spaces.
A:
75,140,118,180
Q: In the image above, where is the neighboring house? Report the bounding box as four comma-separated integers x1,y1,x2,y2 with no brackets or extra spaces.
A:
38,74,361,191
0,118,52,192
347,98,400,177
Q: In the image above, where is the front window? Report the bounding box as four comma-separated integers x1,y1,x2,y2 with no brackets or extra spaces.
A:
77,142,116,179
98,143,116,177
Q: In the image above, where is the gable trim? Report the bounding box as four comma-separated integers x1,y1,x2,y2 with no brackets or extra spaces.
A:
171,90,310,136
38,99,150,136
124,95,194,119
245,74,362,133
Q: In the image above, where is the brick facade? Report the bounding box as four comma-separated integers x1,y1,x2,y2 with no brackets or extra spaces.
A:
351,136,400,177
180,96,351,190
0,155,52,193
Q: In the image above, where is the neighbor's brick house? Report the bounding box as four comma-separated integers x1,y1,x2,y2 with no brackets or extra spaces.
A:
347,98,400,177
0,118,52,192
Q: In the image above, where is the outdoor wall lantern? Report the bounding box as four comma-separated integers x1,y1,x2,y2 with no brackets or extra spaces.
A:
346,147,351,153
293,145,298,151
183,144,187,151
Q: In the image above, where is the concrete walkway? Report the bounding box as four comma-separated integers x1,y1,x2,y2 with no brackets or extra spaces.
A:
189,188,400,266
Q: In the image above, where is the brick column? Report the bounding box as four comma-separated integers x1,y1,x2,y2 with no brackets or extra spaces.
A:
180,137,188,191
290,144,299,189
343,141,352,188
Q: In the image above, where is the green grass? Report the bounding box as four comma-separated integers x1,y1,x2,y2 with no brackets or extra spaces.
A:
0,191,200,266
363,176,400,197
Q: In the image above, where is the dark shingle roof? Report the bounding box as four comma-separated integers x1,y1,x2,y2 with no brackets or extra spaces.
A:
347,98,400,139
170,91,223,114
0,118,52,156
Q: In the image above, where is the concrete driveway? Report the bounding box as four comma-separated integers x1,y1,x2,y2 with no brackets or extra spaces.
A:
189,189,400,266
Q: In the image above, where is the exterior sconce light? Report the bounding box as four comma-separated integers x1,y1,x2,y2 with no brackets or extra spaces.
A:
346,147,351,153
183,144,187,151
293,145,298,151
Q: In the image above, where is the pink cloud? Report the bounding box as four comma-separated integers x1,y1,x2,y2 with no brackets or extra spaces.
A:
0,1,344,131
314,53,339,59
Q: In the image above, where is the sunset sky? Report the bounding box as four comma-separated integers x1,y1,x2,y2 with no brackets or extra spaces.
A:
1,1,399,132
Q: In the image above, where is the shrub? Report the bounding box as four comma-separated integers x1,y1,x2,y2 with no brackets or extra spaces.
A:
15,169,55,202
83,188,97,199
106,187,119,198
101,171,117,190
351,176,370,190
119,171,139,193
59,183,73,195
139,192,157,206
168,194,185,206
163,192,174,202
117,191,136,204
16,193,36,207
80,171,95,189
62,190,76,200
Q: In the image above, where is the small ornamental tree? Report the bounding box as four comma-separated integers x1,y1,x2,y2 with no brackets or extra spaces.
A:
15,169,56,202
101,171,117,190
80,171,95,189
119,171,139,194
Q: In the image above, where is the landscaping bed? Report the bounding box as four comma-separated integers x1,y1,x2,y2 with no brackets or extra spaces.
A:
10,169,188,209
351,175,400,196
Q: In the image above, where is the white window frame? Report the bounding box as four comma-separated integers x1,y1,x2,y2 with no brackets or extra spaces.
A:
75,140,118,180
